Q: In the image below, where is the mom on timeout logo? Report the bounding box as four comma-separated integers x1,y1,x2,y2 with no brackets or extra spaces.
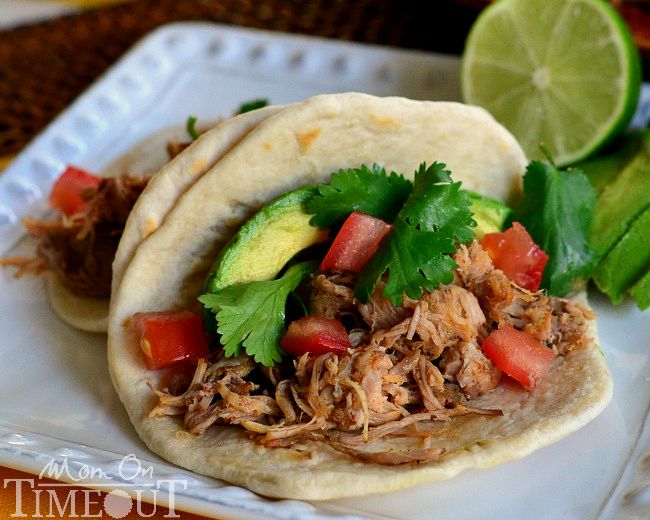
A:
3,454,189,518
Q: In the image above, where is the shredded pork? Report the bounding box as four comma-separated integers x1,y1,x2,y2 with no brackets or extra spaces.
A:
150,240,594,465
2,174,149,298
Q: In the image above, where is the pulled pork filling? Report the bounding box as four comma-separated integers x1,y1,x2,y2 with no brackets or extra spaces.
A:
150,241,594,465
2,175,149,298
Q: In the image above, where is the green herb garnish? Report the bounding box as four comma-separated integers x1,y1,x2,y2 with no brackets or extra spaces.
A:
186,115,199,140
513,161,597,296
306,164,412,228
356,219,457,304
238,99,269,114
199,261,316,366
354,163,475,305
201,163,475,364
400,163,475,243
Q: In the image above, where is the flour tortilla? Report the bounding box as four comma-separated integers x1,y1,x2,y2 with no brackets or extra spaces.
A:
108,93,612,499
111,106,284,297
51,107,282,332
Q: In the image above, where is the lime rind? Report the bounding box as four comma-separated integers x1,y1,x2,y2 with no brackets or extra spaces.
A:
461,0,642,166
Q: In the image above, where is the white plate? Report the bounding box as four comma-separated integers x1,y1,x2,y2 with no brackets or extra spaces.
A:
0,22,649,520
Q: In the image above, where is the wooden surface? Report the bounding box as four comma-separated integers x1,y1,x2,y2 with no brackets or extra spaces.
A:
0,0,481,159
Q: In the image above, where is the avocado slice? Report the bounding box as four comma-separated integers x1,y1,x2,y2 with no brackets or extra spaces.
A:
204,187,328,293
575,131,645,194
630,270,650,310
590,131,650,258
205,187,510,295
593,206,650,304
469,192,512,240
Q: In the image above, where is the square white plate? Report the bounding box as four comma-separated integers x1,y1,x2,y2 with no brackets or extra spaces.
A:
0,22,649,520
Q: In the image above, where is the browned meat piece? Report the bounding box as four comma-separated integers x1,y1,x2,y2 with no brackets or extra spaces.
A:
413,355,446,411
275,380,297,423
438,347,463,382
454,241,593,353
357,280,412,331
205,353,256,381
17,174,149,298
454,241,534,327
371,285,485,358
522,297,595,354
440,341,501,398
454,241,494,287
412,285,486,357
166,141,190,159
20,219,113,298
324,443,444,465
309,273,356,320
352,348,404,427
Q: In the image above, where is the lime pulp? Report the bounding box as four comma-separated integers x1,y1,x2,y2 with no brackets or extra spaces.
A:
461,0,641,166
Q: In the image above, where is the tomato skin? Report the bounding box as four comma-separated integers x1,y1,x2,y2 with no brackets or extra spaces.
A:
49,166,101,216
481,324,556,390
133,310,209,370
481,222,549,291
320,212,392,273
281,316,351,357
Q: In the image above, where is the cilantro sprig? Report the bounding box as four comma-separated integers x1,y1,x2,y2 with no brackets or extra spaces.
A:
306,164,412,228
356,219,457,304
307,163,475,305
353,163,475,305
512,161,597,296
400,163,475,243
199,261,316,366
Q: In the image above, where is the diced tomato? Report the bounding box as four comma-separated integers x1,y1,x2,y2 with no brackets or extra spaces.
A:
320,212,392,273
133,310,209,370
280,316,351,357
481,222,549,291
481,324,556,390
49,166,101,216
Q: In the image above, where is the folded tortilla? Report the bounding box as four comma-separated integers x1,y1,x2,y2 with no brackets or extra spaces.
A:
107,93,612,499
50,107,282,332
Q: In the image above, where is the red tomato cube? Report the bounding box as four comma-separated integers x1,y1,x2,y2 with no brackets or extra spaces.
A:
133,310,209,370
481,324,556,390
49,166,101,216
281,316,351,357
320,212,392,273
481,222,549,291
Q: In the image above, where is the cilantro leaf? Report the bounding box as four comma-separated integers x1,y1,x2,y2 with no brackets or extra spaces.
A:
400,162,476,243
186,115,199,140
238,99,269,114
306,164,412,228
199,261,316,366
356,219,457,305
355,163,475,304
512,161,597,296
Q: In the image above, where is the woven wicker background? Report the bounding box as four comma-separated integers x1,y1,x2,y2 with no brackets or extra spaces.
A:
0,0,481,159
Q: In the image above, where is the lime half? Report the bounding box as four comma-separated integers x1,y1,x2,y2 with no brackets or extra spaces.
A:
461,0,641,166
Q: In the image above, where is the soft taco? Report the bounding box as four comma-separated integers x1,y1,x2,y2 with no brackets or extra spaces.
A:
2,105,282,333
108,93,612,500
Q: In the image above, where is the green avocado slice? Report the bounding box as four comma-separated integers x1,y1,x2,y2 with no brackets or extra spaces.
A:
593,206,650,304
204,187,328,294
468,192,512,240
576,131,644,194
590,131,650,258
630,270,650,310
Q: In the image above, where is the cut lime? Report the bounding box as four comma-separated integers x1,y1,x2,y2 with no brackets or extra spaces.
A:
461,0,641,166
